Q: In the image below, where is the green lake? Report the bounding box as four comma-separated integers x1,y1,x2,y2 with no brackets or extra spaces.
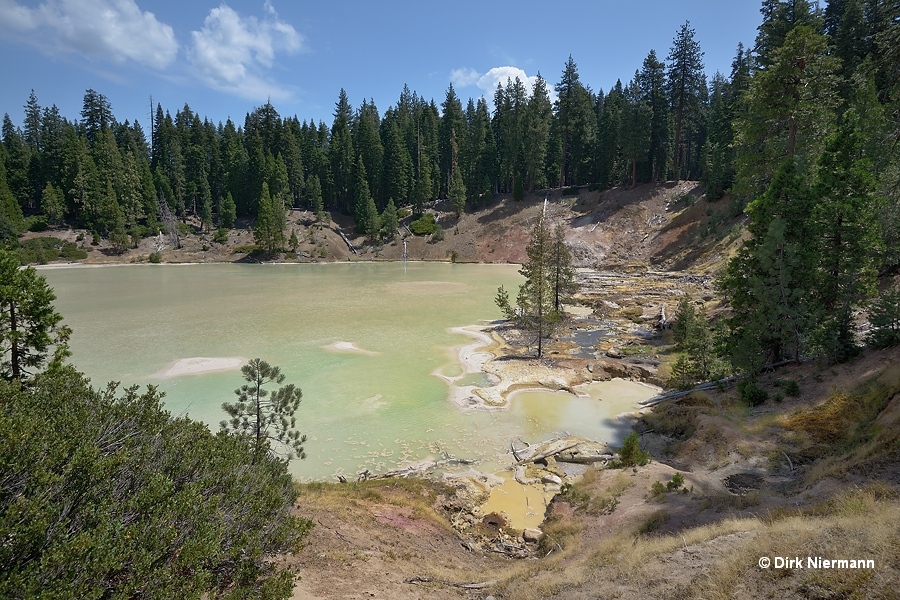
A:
41,262,655,481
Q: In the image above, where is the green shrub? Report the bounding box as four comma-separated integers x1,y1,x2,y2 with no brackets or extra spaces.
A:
738,379,768,406
513,175,524,201
58,242,87,261
638,510,668,534
409,213,437,236
776,379,801,397
0,367,311,598
649,480,666,499
16,237,86,264
867,288,900,349
562,186,580,196
25,215,48,232
617,431,650,467
213,228,229,244
148,252,162,263
667,472,685,490
430,223,444,242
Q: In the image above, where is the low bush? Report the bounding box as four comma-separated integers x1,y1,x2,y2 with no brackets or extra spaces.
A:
738,379,768,406
25,215,48,232
16,237,87,264
617,431,650,467
409,213,437,236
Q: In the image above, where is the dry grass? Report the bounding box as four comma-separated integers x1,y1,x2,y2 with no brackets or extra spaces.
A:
296,477,457,535
642,391,715,439
557,469,634,517
778,363,900,484
693,487,900,599
494,486,899,599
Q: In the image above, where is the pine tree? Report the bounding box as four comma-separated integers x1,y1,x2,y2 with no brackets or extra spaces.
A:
381,118,410,208
811,124,883,361
448,130,466,217
221,358,307,462
219,191,236,228
523,73,552,191
619,76,653,188
412,142,432,216
306,174,324,219
199,189,213,233
353,99,384,207
439,84,467,198
0,154,25,241
666,21,706,180
549,222,576,314
638,50,670,182
380,198,398,241
353,155,378,237
0,248,69,381
721,160,819,371
254,182,284,253
329,89,354,212
495,212,566,358
40,182,65,226
734,26,839,201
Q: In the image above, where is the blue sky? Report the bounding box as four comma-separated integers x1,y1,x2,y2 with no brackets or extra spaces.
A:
0,1,763,129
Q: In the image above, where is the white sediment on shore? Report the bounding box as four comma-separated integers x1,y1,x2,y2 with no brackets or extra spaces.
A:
441,325,509,411
323,341,378,355
155,357,246,378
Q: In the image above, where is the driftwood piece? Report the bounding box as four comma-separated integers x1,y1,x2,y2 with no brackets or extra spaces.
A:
515,442,580,466
405,576,496,590
335,227,359,256
781,451,794,472
376,455,477,479
556,452,614,465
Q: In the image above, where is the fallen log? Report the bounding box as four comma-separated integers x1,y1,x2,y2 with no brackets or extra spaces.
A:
556,452,614,465
515,442,580,466
334,227,359,256
405,576,496,589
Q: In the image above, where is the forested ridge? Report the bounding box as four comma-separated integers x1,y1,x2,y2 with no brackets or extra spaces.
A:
2,1,900,597
1,0,896,257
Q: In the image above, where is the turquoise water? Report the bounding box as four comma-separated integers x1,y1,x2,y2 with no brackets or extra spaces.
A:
41,262,653,481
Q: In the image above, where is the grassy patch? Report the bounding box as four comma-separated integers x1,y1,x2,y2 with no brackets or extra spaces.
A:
232,244,261,254
780,365,900,469
642,391,714,439
15,236,87,264
637,509,669,534
617,306,645,323
558,470,632,516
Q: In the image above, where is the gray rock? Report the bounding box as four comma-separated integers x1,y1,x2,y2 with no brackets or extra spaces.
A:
522,528,543,543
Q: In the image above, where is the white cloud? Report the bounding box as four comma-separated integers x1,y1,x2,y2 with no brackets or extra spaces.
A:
450,65,557,105
477,66,539,95
0,0,178,69
187,3,302,102
449,67,480,88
